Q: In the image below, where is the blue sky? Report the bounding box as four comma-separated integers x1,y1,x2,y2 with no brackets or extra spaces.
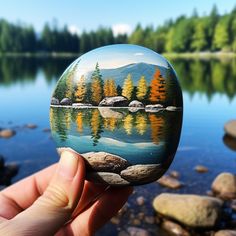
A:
0,0,235,34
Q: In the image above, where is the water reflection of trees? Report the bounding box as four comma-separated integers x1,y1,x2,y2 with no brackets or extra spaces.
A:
50,108,180,146
173,58,236,99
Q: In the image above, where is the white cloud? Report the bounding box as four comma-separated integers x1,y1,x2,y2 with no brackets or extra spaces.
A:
68,25,80,35
112,23,132,36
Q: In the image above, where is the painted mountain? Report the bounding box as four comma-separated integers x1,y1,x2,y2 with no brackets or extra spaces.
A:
85,62,169,85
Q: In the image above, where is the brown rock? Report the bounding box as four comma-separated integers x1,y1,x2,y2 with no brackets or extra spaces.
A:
153,193,223,228
120,164,163,184
144,216,155,224
0,129,16,138
214,230,236,236
223,134,236,151
110,216,120,225
82,152,129,173
132,218,141,226
127,227,150,236
137,212,145,220
170,170,180,179
162,220,190,236
212,172,236,199
86,172,130,186
136,196,145,206
224,120,236,138
195,165,208,173
157,175,183,189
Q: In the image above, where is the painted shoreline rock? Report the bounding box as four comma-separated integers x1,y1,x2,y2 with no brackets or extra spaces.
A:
50,44,183,186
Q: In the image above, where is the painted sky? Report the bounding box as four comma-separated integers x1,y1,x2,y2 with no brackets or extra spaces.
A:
0,0,235,35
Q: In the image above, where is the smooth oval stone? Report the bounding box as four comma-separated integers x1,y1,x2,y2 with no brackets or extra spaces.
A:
50,44,183,186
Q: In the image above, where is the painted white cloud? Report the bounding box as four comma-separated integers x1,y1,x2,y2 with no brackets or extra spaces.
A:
68,25,80,35
112,23,132,36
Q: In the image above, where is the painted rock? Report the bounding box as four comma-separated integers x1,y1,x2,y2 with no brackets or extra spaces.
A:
50,44,183,186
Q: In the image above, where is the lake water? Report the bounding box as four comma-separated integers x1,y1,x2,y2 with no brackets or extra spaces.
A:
0,57,236,234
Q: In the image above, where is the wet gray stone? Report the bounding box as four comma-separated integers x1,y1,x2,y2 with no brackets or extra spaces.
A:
145,104,164,113
99,96,128,107
51,97,59,105
128,100,144,107
86,172,130,186
60,98,72,105
98,107,124,119
82,152,129,173
120,164,162,184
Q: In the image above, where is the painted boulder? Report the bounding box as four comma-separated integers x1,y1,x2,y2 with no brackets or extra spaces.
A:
50,44,183,186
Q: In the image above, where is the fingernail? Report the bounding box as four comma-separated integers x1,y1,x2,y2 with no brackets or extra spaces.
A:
58,150,79,180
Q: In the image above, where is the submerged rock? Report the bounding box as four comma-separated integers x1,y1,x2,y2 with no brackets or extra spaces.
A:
153,193,223,228
26,124,37,129
128,100,144,107
99,96,128,107
136,196,145,206
212,172,236,199
127,227,150,236
0,129,16,138
169,170,180,179
157,175,183,189
60,98,72,105
51,97,59,105
98,107,124,119
194,165,208,173
214,230,236,236
86,172,130,186
224,120,236,138
82,152,129,173
162,220,190,236
120,164,163,184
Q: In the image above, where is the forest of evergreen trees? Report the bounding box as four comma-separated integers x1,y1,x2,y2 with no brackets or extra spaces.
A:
0,5,236,53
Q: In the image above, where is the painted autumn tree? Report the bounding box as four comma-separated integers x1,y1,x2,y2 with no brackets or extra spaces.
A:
65,64,77,99
149,114,165,144
103,79,117,97
149,69,166,104
90,109,103,146
91,63,103,105
75,75,86,102
137,75,148,101
122,73,134,100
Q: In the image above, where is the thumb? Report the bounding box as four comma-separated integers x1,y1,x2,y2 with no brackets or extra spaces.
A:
10,150,85,236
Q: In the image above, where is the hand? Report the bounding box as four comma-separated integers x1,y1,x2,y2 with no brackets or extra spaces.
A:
0,150,133,236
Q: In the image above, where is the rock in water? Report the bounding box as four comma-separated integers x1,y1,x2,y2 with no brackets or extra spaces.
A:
82,152,129,173
214,230,236,236
162,220,190,236
51,97,59,105
194,165,208,173
98,107,124,119
212,172,236,199
120,164,163,184
153,193,223,228
157,175,183,189
99,96,128,107
26,124,37,129
60,98,72,105
145,104,163,113
86,172,130,186
224,120,236,138
0,129,16,138
128,100,144,107
166,106,178,111
127,227,150,236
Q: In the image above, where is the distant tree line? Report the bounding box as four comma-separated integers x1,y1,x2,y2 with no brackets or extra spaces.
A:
0,5,236,53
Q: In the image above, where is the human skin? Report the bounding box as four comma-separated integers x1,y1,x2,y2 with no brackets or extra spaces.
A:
0,150,133,236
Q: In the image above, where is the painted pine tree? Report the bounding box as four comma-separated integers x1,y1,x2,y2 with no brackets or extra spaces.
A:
91,63,103,105
75,75,87,102
149,68,166,104
122,73,134,100
137,75,148,101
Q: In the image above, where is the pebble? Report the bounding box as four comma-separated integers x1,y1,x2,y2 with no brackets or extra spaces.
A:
214,230,236,236
144,216,155,224
162,220,190,236
137,212,145,220
136,196,145,206
170,170,180,178
194,165,208,173
132,218,141,226
26,124,37,129
0,129,16,138
157,175,183,189
127,226,150,236
110,216,120,225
